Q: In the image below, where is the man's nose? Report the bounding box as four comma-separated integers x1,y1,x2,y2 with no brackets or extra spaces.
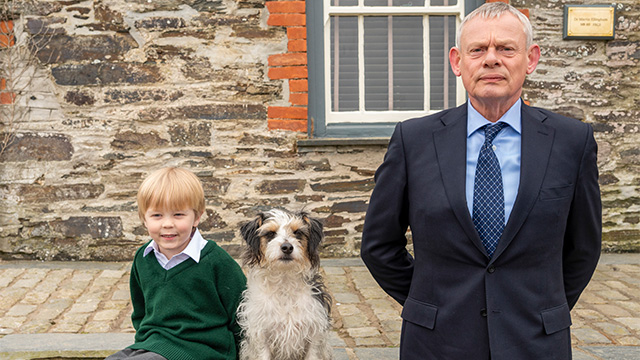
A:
483,48,500,67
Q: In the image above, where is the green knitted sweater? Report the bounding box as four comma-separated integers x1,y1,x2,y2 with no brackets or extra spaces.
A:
127,240,246,360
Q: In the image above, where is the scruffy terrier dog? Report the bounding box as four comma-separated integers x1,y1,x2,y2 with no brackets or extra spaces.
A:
237,209,333,360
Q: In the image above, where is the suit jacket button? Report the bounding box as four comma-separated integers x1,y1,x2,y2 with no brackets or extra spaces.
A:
487,266,496,273
480,309,488,317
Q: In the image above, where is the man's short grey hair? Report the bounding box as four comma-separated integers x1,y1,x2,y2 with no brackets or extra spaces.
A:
456,2,534,49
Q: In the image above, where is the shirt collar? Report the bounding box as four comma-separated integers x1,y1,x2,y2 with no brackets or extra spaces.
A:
143,228,206,263
467,99,522,137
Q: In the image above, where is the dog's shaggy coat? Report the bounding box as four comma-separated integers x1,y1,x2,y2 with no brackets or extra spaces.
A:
237,209,333,360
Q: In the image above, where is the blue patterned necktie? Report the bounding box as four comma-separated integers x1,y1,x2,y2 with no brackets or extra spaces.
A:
473,122,508,258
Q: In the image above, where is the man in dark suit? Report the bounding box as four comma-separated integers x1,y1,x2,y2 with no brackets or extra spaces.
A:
360,2,601,359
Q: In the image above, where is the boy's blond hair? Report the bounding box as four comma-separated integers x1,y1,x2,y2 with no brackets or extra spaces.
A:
137,167,205,222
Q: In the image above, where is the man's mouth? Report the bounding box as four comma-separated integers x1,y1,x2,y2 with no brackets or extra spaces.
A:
479,74,505,82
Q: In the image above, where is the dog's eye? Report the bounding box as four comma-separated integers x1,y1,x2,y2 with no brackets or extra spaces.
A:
263,231,276,240
293,229,305,238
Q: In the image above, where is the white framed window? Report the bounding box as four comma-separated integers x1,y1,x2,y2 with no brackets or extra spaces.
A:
307,0,479,138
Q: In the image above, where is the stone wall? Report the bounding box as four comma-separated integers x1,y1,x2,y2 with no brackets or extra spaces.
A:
515,0,640,251
0,0,384,260
0,0,639,260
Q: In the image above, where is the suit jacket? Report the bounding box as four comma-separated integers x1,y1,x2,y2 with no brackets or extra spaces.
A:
361,102,602,360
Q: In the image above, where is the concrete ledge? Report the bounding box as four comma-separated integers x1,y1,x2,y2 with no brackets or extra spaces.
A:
597,253,640,265
2,350,110,360
0,333,354,360
1,334,640,360
0,333,134,360
578,346,640,359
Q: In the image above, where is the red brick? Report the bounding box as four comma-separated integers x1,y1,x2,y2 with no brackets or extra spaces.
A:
287,27,307,40
0,78,6,91
0,20,14,48
268,106,307,120
289,93,308,106
268,119,308,132
290,79,308,92
0,35,15,47
0,92,16,104
0,20,14,34
519,8,530,18
269,53,307,66
266,1,306,14
268,14,306,27
288,39,307,52
268,66,308,80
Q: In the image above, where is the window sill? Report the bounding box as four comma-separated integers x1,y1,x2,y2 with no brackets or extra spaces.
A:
296,137,389,153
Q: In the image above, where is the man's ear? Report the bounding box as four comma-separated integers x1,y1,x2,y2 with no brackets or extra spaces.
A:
449,47,462,77
526,44,541,75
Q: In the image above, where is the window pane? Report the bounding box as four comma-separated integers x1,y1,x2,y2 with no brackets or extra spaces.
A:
364,0,426,6
331,0,358,6
429,15,457,110
364,16,424,111
331,16,359,112
392,16,424,110
363,17,389,110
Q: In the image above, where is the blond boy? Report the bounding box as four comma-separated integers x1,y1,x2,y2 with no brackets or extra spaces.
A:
106,167,246,360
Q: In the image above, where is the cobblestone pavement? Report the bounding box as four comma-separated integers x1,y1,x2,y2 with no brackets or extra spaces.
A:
1,254,639,359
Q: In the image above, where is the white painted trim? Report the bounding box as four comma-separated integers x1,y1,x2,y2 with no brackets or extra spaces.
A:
326,110,441,124
322,0,466,126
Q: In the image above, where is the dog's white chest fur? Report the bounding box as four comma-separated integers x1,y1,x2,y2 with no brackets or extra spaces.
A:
238,270,332,360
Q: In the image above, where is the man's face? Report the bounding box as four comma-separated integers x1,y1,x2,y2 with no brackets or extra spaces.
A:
449,13,540,108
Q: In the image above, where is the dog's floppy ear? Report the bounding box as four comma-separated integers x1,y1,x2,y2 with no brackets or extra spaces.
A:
240,213,265,266
302,212,323,268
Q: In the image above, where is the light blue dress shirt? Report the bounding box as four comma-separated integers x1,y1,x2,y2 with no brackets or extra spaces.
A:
466,100,522,224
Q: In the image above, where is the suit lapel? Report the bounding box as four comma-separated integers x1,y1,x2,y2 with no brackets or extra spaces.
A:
434,104,486,255
492,104,555,260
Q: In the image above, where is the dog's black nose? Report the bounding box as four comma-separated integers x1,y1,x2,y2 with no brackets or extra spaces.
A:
281,242,293,254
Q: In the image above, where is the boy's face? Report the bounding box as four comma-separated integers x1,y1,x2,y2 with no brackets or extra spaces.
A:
143,207,201,260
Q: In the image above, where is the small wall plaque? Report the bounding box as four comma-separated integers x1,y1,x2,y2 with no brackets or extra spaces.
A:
563,5,616,40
